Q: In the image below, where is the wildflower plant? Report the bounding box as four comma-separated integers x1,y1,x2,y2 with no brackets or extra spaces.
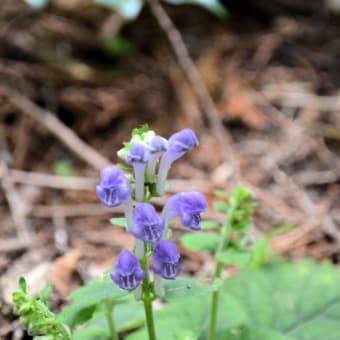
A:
96,124,207,339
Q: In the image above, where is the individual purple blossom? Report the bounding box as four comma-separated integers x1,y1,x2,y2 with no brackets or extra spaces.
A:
146,136,168,180
96,165,132,208
151,240,180,280
162,191,208,235
130,203,164,244
125,144,150,201
157,129,198,195
110,250,145,291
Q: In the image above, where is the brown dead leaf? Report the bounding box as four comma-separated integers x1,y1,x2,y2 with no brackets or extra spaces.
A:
50,249,81,297
219,79,268,129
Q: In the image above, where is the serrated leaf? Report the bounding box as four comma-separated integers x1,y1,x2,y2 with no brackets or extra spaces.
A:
201,220,220,229
213,201,228,213
109,217,127,228
216,249,251,268
164,278,216,300
180,233,220,252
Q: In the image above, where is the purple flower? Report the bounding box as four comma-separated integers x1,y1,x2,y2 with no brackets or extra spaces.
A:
167,129,199,161
162,191,208,232
149,136,168,155
125,144,150,201
130,203,164,244
151,240,180,280
110,250,145,291
96,165,132,208
146,136,168,181
157,129,198,195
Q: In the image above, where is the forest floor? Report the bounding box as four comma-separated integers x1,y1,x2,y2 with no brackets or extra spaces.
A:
0,0,340,338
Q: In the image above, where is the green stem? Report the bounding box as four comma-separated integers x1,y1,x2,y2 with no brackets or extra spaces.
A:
105,300,118,340
140,245,157,340
143,295,157,340
208,224,231,340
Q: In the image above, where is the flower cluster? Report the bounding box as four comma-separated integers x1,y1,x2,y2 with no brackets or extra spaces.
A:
96,126,207,295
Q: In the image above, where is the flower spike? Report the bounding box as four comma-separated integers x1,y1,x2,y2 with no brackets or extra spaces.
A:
162,191,208,234
157,129,198,195
110,250,145,291
151,240,180,280
126,144,150,201
130,203,164,244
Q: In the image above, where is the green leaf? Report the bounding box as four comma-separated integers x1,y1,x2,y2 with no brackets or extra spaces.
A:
180,233,220,252
116,162,133,170
96,0,144,20
162,0,227,18
213,201,228,213
128,260,340,340
38,284,53,304
19,277,27,293
101,36,136,56
213,189,229,199
250,236,271,268
59,277,128,327
201,220,220,229
216,249,251,268
74,326,109,340
88,299,145,333
164,278,217,300
109,217,127,228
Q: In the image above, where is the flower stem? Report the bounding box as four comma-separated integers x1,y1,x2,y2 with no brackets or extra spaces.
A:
208,225,231,340
140,246,157,340
105,300,118,340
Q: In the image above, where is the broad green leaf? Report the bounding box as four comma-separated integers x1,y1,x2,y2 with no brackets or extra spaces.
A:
59,277,128,327
96,0,143,20
213,201,228,213
180,233,220,252
164,278,217,300
162,0,227,18
128,261,340,340
88,300,145,332
216,249,251,268
201,219,220,229
74,326,109,340
109,217,127,228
